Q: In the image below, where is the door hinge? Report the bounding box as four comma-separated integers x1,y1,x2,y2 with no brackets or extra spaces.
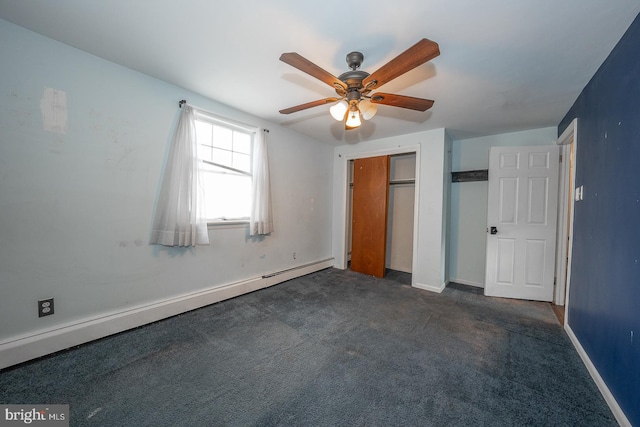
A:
559,154,563,162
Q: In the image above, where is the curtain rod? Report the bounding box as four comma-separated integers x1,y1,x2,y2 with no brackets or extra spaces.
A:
178,99,269,133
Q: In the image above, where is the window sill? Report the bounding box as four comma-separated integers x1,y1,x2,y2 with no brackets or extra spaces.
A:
207,220,249,230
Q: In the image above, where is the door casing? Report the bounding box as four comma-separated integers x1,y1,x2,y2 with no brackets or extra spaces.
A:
555,118,578,319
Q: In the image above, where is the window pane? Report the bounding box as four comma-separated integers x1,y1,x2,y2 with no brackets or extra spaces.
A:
195,120,212,144
212,147,232,166
233,152,251,173
212,125,233,150
198,144,212,162
234,132,251,154
201,170,251,220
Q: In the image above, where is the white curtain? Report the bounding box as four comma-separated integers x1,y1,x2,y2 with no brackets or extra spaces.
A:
250,130,274,235
150,105,209,246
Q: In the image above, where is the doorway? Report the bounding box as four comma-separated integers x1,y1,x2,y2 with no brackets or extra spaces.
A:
554,118,578,324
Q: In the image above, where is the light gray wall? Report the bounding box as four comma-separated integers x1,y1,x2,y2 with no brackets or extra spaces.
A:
449,127,557,287
0,19,334,343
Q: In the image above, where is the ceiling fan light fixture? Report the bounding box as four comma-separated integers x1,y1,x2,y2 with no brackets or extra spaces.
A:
345,109,362,128
329,100,349,121
359,99,378,120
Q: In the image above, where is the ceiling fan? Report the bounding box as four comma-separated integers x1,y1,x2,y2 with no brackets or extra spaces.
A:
279,38,440,130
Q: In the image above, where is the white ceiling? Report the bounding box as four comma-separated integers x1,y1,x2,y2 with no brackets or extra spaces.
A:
1,1,639,145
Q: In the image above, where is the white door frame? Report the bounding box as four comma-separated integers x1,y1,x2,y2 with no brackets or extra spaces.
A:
338,145,421,286
554,118,578,320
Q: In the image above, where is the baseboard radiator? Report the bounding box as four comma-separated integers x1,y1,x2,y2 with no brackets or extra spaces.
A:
262,258,333,278
0,258,334,370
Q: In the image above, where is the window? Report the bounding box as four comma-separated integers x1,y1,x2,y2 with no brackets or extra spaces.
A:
194,112,254,222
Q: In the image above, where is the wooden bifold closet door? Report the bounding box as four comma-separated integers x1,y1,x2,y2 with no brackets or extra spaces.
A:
351,155,390,278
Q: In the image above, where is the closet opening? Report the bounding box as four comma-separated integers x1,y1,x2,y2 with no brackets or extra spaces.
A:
347,152,416,285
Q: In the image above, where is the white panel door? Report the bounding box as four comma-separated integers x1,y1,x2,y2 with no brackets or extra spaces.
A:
484,145,559,301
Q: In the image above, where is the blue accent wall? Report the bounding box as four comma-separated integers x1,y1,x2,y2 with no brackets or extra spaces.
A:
558,12,640,425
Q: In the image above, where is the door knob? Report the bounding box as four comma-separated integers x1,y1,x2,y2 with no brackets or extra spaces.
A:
490,226,498,235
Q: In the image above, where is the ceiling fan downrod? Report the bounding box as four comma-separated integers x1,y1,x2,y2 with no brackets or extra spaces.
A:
346,51,364,70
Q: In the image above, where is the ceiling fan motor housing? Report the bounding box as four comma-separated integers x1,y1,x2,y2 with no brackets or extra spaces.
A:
337,70,369,101
339,51,369,98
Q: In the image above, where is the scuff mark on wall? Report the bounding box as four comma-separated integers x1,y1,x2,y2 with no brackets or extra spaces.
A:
40,88,67,134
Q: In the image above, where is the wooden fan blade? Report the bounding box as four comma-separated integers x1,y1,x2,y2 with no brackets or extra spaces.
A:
280,52,347,91
279,97,340,114
362,39,440,90
369,93,434,111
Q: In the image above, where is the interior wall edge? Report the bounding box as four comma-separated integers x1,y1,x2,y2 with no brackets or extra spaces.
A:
564,323,631,427
412,279,447,294
0,258,334,371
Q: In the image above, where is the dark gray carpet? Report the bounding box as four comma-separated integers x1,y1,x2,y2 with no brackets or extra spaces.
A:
0,268,616,426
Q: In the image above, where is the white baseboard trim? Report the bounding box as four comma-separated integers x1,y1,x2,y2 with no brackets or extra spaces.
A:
564,323,631,427
0,258,334,370
449,278,485,288
413,279,448,294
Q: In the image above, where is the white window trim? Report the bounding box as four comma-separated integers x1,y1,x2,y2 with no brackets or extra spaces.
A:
193,108,257,223
207,219,249,228
194,109,259,134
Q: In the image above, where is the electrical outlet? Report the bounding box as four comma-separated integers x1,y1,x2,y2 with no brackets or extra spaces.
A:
293,252,297,260
38,298,54,317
